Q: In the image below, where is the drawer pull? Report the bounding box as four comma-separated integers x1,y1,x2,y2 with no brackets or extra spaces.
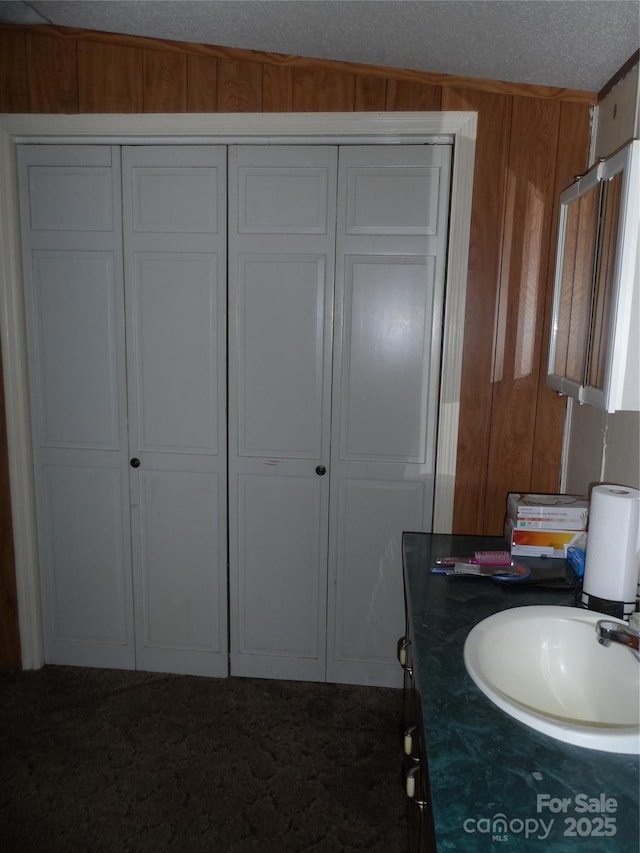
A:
405,765,428,807
397,636,412,673
406,768,416,798
404,725,416,756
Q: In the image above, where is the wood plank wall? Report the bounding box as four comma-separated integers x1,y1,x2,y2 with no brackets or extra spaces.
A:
0,25,593,666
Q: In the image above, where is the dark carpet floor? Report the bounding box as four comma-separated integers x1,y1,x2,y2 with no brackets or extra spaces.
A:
0,667,407,853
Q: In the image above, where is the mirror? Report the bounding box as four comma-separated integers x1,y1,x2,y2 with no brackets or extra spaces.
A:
552,181,600,384
586,172,623,390
547,140,639,412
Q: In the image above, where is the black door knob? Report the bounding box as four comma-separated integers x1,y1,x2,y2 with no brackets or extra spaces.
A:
315,465,326,476
130,458,141,468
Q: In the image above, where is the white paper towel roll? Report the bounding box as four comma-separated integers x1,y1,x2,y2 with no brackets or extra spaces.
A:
582,484,640,618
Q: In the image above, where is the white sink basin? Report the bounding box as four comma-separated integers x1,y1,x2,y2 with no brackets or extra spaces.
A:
463,605,640,754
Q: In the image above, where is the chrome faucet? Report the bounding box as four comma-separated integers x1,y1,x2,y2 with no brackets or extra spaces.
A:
596,618,640,659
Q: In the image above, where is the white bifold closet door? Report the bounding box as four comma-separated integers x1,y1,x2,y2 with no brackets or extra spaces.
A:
228,144,452,686
227,146,338,681
19,144,228,677
19,145,134,670
20,141,450,686
121,146,228,676
327,145,451,686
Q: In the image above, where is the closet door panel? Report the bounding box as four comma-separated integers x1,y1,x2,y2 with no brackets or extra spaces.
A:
333,478,423,660
25,160,114,235
131,253,219,452
343,162,441,235
123,146,228,677
43,463,130,658
31,251,120,449
234,473,325,676
236,160,330,234
327,145,452,687
237,254,327,457
340,255,436,462
135,469,223,671
228,145,337,681
18,144,135,670
131,167,218,234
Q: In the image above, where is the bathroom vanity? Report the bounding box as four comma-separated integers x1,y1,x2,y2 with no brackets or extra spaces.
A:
401,532,640,851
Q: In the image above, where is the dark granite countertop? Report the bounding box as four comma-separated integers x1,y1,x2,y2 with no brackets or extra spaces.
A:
402,532,640,852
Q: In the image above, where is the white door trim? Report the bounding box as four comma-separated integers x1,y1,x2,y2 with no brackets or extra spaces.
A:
0,111,476,669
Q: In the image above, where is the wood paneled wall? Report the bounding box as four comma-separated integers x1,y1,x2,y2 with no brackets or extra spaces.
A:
0,25,593,665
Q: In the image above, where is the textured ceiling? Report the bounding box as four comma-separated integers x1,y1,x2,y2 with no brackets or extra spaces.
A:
2,1,639,91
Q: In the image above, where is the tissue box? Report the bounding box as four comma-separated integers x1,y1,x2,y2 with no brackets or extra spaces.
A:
507,492,588,531
505,519,584,557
